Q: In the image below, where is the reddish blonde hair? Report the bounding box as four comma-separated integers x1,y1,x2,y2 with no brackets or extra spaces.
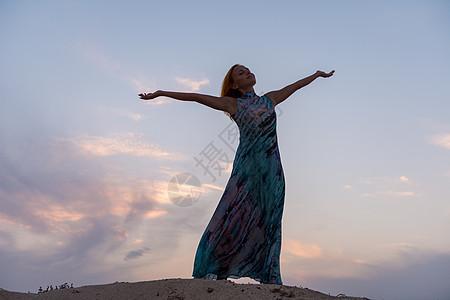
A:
221,64,243,98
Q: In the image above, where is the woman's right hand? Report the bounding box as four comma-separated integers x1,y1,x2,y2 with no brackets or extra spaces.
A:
139,90,162,100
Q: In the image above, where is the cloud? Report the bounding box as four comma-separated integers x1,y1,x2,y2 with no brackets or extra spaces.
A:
388,191,414,196
175,77,210,92
113,109,145,121
430,133,450,150
302,251,450,300
128,76,156,93
358,175,412,186
384,242,418,250
75,42,211,105
420,118,450,131
361,190,415,198
421,119,450,150
124,197,168,223
0,164,169,236
0,132,205,292
358,175,413,186
281,240,450,299
202,183,227,193
351,175,417,199
59,132,186,159
142,98,173,106
124,247,151,261
341,185,354,190
283,239,323,259
398,175,411,183
0,130,179,237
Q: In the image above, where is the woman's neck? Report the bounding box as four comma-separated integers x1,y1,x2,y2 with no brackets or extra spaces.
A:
239,87,255,94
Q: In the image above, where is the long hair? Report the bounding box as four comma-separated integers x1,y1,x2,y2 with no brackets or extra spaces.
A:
221,64,242,119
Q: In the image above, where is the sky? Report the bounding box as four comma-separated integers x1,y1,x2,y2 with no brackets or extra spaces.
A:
1,0,450,299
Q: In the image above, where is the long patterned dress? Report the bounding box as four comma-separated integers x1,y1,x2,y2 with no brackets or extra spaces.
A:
192,91,285,285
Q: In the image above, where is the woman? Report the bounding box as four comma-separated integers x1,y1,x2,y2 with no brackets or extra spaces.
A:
139,65,334,285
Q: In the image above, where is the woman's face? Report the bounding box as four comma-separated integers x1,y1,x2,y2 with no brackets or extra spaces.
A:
231,65,256,90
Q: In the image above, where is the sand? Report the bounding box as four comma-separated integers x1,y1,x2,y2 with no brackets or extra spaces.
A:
0,278,369,300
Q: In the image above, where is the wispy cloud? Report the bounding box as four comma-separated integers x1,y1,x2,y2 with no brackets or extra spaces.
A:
128,76,156,93
358,175,413,186
342,185,354,191
384,242,418,250
420,119,450,151
283,239,323,259
175,77,210,92
95,106,146,121
60,132,185,159
0,174,170,236
346,175,417,199
398,175,411,183
0,130,183,246
0,131,186,291
75,42,211,106
124,247,151,261
361,191,415,198
299,251,450,300
420,118,450,131
430,134,450,150
202,183,227,193
142,97,173,106
114,109,145,121
140,77,210,106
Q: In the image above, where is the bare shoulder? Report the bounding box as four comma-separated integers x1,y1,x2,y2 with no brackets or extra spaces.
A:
263,92,278,107
222,96,238,115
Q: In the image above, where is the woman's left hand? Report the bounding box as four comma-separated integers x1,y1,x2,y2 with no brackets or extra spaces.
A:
316,70,335,78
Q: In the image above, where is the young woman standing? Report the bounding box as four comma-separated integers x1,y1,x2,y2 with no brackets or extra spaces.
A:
139,65,334,284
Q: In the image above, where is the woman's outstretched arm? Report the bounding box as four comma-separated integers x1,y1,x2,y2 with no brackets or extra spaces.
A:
139,90,236,115
265,70,334,106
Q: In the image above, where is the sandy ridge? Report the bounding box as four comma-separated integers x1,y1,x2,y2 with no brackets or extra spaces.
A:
0,278,369,300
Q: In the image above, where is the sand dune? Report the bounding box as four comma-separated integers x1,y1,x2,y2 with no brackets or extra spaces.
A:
0,278,369,300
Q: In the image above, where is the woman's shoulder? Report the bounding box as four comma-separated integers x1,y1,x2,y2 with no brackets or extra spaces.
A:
262,93,276,108
222,96,238,116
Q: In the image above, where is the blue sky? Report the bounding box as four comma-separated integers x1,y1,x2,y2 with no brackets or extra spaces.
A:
1,1,450,299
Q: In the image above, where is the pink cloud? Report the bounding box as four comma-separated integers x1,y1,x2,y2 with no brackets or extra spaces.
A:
284,239,323,259
60,132,185,159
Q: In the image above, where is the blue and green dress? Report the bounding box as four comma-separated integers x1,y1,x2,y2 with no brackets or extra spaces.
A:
192,91,285,285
